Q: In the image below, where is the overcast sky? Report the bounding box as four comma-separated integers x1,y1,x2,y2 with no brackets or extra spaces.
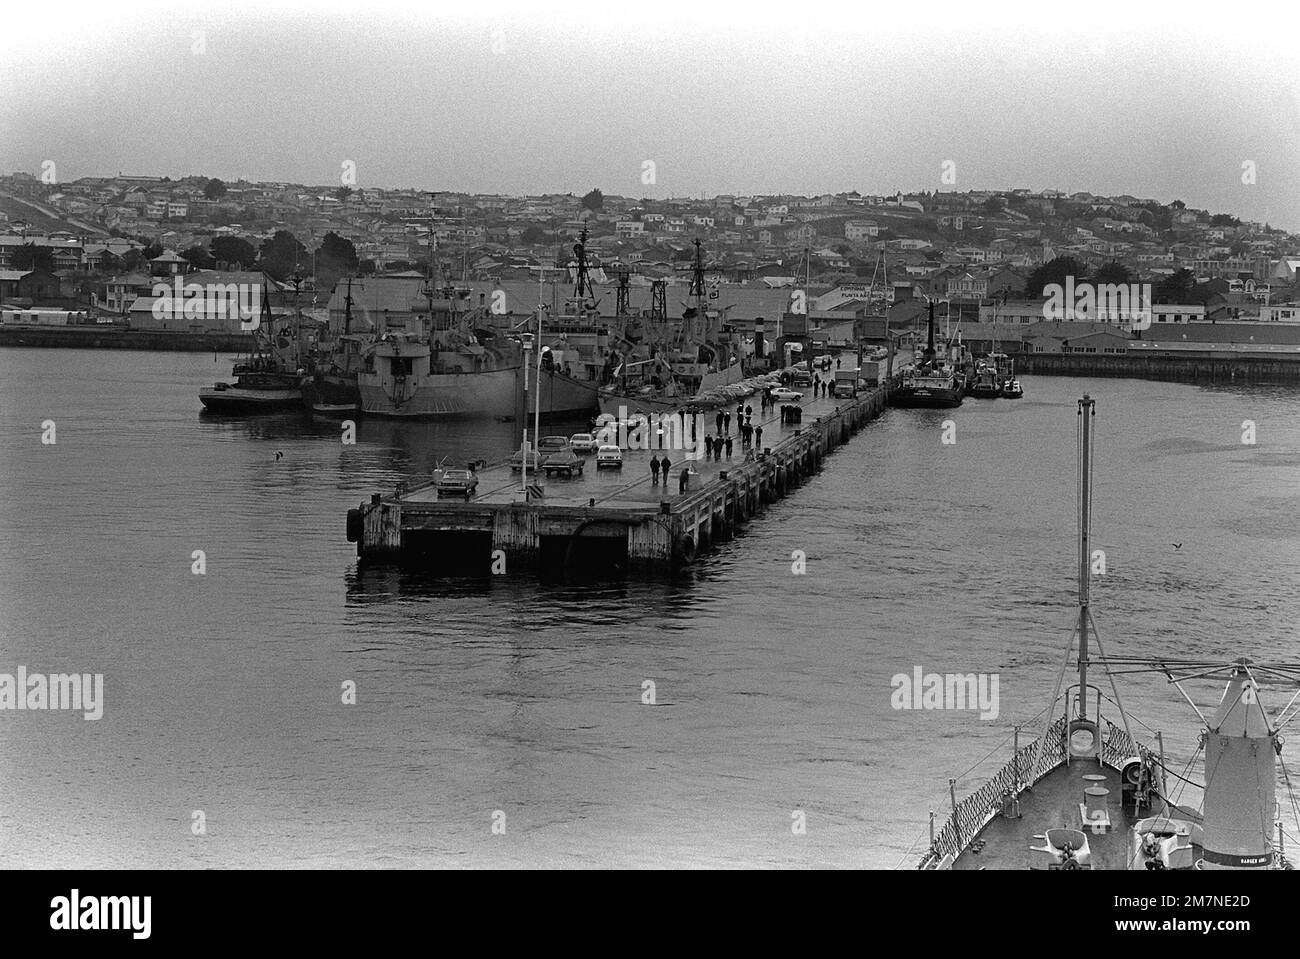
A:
3,1,1298,228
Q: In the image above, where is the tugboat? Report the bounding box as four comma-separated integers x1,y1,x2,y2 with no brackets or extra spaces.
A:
1001,377,1024,399
916,396,1299,870
889,301,964,409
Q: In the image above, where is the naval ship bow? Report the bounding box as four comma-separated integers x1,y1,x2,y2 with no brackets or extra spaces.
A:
917,395,1300,870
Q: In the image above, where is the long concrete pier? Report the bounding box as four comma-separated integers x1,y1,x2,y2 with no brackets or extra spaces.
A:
347,381,891,575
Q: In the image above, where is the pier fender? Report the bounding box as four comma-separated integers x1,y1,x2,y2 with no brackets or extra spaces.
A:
735,489,749,521
346,508,363,543
672,535,697,567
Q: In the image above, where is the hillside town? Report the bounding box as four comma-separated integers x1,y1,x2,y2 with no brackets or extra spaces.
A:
3,169,1300,362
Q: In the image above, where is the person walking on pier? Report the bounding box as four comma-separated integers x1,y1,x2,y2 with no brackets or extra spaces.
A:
755,425,763,450
715,411,724,434
704,435,714,459
678,468,689,494
724,435,733,459
723,411,732,434
745,404,753,424
650,454,661,485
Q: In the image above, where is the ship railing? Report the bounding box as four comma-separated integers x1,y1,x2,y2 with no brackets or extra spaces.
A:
1100,717,1148,769
917,715,1069,869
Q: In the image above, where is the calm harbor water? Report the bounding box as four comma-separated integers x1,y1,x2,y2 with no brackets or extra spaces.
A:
1,347,1298,868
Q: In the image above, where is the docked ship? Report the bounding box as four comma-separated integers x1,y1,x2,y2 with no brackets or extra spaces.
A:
890,302,964,408
354,242,597,419
916,396,1298,870
597,238,744,416
199,295,309,414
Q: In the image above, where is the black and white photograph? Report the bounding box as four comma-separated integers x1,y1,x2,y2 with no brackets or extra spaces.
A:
0,0,1298,937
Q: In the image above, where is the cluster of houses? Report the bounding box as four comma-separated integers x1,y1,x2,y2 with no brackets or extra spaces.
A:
2,171,1300,357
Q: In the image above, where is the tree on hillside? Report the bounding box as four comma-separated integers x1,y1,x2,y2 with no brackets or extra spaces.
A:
1024,255,1088,297
257,230,308,280
12,244,55,272
122,249,146,272
581,189,604,212
314,231,360,289
211,235,258,270
181,245,215,270
1092,261,1132,285
142,241,164,260
520,225,547,245
358,259,377,276
335,186,353,203
1155,268,1196,303
203,177,227,200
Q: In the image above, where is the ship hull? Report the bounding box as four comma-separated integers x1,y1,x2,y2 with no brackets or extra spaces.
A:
358,366,598,419
199,387,303,414
890,386,964,408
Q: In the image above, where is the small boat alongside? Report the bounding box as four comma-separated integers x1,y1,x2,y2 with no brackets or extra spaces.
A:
199,358,306,414
309,400,360,418
1001,378,1024,399
968,363,1001,399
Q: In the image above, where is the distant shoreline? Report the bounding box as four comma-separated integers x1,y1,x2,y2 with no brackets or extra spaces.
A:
0,327,251,352
1017,352,1300,385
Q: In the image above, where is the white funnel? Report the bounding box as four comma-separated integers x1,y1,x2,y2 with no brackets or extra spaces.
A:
1199,661,1275,869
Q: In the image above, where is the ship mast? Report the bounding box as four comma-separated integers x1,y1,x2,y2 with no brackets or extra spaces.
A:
1028,395,1136,781
1077,394,1094,721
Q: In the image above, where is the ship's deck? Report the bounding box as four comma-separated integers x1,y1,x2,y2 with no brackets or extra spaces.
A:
954,761,1201,870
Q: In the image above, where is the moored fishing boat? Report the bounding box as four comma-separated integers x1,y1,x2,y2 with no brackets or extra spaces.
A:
199,295,308,414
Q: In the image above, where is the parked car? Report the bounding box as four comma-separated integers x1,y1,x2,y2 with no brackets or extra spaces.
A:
542,443,585,478
595,445,623,470
436,469,479,498
569,432,598,453
509,449,541,472
771,387,804,401
538,436,571,456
